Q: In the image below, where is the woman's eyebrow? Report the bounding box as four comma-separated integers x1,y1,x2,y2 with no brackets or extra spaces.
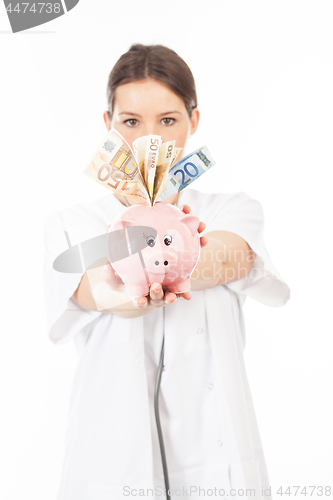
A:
119,112,142,117
118,110,182,117
158,111,182,116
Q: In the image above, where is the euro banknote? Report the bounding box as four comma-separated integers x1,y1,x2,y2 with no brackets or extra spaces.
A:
133,135,162,200
132,135,147,185
83,128,216,205
83,128,149,203
152,140,176,204
157,146,216,201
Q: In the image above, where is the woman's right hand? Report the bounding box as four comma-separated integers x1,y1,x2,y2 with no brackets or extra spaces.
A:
129,203,207,309
100,202,207,314
100,262,189,312
99,224,188,314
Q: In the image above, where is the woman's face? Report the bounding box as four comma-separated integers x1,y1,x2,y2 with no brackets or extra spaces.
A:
103,78,199,153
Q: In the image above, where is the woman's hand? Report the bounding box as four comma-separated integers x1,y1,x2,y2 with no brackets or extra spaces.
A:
101,204,208,311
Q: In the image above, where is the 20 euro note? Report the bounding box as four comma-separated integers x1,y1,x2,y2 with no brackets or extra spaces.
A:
83,128,149,203
157,146,216,201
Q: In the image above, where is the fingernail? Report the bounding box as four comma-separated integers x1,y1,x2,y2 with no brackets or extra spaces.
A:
152,284,160,293
134,299,147,308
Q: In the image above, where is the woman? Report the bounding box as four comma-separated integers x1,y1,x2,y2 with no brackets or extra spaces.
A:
44,44,290,500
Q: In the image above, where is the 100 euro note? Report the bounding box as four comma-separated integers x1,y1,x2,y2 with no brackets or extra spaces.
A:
83,128,149,203
157,146,216,201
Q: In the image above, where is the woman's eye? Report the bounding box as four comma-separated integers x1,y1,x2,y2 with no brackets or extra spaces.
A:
146,235,156,247
161,118,175,126
124,119,139,127
163,234,172,246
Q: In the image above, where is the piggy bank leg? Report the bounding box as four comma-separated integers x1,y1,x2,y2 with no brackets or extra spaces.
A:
125,283,150,298
167,277,191,294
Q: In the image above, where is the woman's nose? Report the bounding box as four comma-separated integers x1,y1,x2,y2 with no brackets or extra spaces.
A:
142,123,159,136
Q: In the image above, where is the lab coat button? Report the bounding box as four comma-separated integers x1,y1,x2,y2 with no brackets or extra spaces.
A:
207,383,214,390
217,440,223,447
196,327,203,334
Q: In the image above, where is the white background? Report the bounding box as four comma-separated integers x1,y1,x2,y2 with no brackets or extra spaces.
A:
1,1,332,498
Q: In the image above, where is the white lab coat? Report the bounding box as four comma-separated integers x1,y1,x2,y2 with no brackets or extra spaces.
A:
43,188,290,500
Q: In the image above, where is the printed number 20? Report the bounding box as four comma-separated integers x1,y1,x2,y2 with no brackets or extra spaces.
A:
174,162,199,186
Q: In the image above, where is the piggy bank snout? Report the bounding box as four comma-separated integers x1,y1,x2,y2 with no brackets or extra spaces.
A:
145,248,177,271
152,257,173,268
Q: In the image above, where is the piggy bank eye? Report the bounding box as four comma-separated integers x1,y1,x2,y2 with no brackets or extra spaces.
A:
146,235,156,247
163,234,172,246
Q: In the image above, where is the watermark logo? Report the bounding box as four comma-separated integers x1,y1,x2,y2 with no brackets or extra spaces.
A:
3,0,80,33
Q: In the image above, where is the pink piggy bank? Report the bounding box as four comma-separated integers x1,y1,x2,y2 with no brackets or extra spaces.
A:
107,202,200,297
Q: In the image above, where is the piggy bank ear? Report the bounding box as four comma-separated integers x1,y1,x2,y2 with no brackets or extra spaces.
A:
178,214,200,235
108,219,134,232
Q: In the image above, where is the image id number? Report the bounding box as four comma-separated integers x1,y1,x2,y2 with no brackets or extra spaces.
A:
6,3,61,14
277,486,331,496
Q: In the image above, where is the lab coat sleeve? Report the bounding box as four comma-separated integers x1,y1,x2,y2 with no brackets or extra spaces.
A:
203,191,290,307
43,211,102,346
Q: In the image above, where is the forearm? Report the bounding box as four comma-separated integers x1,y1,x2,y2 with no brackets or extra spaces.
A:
72,268,154,319
190,231,255,292
72,231,253,310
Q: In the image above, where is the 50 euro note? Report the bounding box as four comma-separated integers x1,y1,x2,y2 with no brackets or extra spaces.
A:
152,140,179,204
133,135,162,201
170,146,182,168
157,146,216,202
83,128,149,203
132,136,148,188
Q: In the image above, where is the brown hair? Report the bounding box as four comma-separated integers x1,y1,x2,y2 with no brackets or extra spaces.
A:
106,44,197,119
